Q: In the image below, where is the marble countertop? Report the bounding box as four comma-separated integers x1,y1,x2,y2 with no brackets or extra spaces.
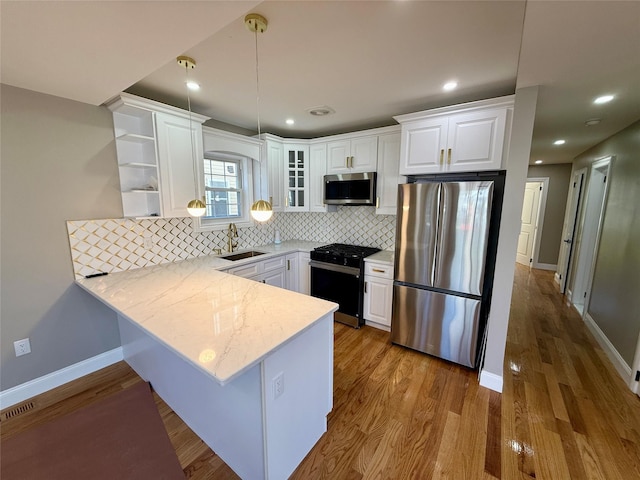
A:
365,250,394,265
76,240,337,385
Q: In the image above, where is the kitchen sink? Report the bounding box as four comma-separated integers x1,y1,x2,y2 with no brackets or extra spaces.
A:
221,251,266,261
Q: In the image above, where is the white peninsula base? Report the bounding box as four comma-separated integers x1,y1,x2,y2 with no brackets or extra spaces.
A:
118,312,333,480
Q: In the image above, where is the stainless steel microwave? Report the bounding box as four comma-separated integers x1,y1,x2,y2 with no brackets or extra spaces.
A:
323,172,377,205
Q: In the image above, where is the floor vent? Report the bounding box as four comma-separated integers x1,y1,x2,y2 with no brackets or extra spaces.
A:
1,401,35,421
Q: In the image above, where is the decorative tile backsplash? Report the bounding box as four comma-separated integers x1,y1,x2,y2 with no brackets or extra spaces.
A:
67,207,396,279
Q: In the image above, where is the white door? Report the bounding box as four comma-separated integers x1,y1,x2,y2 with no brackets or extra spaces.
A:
516,181,543,266
558,169,586,293
568,158,611,316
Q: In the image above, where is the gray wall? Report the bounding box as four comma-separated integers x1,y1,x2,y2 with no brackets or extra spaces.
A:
527,163,572,265
572,120,640,366
1,85,123,390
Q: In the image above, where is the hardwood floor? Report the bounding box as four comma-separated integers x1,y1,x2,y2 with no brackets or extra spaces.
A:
3,265,640,479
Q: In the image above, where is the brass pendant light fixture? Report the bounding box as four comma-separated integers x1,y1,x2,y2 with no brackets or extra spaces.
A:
178,55,206,218
246,13,273,223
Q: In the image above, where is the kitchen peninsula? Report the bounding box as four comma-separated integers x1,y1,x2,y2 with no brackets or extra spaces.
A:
76,251,338,480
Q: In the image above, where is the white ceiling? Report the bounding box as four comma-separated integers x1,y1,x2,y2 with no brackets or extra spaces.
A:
2,1,639,166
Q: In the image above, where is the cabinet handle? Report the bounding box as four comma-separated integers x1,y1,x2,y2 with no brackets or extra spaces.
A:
440,149,444,165
345,157,349,168
287,260,291,271
376,196,380,209
447,148,452,165
269,196,273,206
350,156,354,168
262,280,266,284
364,281,368,293
285,196,289,207
372,268,385,273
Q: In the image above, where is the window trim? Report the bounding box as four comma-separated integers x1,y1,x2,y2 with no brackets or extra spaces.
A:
192,151,255,232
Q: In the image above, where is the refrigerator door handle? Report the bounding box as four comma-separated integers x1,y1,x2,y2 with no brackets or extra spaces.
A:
431,182,443,287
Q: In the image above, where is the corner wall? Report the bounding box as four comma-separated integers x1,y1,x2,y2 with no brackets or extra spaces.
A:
480,86,538,391
0,85,123,390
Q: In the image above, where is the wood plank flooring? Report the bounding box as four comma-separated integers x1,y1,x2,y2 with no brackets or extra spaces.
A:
3,265,640,479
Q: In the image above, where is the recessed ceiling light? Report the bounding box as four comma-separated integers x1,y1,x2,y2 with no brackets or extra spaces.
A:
186,81,200,91
285,119,295,125
585,118,601,126
443,81,458,91
554,139,566,145
307,105,335,117
594,94,614,104
535,160,543,164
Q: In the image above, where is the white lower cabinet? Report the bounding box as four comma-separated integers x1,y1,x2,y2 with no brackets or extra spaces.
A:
298,252,310,295
227,255,286,288
257,269,286,288
285,253,299,292
227,252,312,293
363,260,394,331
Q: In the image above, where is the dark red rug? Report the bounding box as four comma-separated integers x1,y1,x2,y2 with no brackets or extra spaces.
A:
1,382,184,479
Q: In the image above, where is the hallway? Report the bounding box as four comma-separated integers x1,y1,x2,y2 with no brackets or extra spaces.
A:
500,265,640,479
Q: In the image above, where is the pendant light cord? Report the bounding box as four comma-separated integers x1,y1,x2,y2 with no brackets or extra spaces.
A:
254,27,265,199
185,63,198,195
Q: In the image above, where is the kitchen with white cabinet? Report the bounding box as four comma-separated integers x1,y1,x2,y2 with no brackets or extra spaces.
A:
4,2,637,479
8,84,518,479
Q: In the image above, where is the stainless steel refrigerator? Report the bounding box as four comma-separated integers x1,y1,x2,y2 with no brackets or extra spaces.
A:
391,177,501,368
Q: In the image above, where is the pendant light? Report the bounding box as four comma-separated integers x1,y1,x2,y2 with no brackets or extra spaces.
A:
246,13,273,223
178,55,206,217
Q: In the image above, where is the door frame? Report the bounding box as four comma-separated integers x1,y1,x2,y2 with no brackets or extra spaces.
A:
567,156,612,315
526,177,549,269
580,157,612,318
557,168,586,293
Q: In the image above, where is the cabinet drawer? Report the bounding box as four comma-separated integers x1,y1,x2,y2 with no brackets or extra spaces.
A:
365,262,394,279
263,255,286,272
228,262,262,278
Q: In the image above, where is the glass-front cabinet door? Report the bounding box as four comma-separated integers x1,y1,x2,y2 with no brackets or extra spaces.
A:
284,144,309,212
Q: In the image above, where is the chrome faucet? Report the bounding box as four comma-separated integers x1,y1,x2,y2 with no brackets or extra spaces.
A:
227,223,238,252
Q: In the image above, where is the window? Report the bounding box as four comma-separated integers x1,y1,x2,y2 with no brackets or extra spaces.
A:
195,152,254,231
204,156,242,219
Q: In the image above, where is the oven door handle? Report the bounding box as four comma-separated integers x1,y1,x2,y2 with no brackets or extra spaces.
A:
309,260,360,277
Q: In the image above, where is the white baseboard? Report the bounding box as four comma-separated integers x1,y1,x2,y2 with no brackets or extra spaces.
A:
0,347,124,409
583,313,631,381
479,369,503,393
554,272,561,285
533,262,557,271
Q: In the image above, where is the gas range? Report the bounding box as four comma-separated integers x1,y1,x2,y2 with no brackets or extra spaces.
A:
310,243,380,268
309,243,380,329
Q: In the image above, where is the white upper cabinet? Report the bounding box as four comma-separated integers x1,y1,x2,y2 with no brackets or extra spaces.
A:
155,112,205,218
284,143,309,212
107,93,208,218
395,96,513,175
327,135,378,174
375,131,403,215
309,142,336,213
265,137,284,212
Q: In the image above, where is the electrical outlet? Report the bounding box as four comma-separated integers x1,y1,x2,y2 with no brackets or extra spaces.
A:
14,338,31,357
143,235,153,249
273,372,284,399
